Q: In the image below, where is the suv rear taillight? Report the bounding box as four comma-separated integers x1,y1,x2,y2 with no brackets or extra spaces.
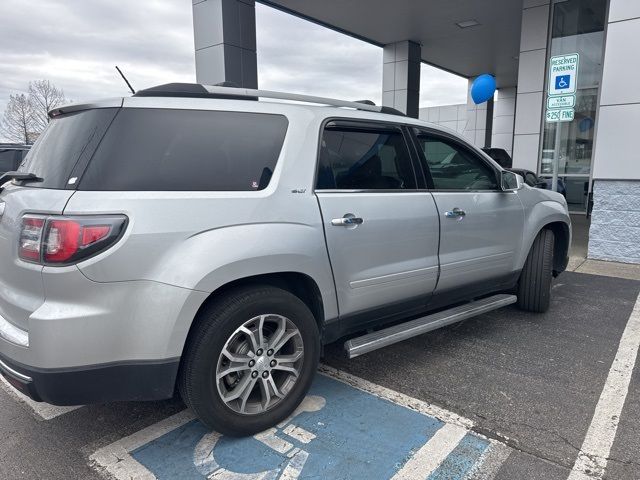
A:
18,217,45,261
19,215,127,265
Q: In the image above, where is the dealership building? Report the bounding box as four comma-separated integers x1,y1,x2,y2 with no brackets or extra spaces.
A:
192,0,640,264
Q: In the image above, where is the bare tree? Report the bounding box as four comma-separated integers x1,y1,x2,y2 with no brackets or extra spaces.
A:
1,80,68,144
1,94,34,144
28,80,67,132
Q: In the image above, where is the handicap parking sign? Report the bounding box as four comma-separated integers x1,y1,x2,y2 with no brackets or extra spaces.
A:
128,374,493,479
555,75,570,90
548,54,578,96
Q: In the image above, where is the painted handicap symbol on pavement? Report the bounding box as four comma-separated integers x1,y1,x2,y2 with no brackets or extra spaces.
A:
194,395,325,479
127,374,497,480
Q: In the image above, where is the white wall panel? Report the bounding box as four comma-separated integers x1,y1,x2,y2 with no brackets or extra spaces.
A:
593,104,640,180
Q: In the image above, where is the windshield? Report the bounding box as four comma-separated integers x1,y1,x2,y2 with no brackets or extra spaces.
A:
18,108,118,189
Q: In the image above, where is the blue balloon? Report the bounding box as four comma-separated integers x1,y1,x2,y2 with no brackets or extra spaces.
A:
471,74,497,104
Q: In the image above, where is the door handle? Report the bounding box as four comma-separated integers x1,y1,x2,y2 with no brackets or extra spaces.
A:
331,214,364,227
445,208,466,219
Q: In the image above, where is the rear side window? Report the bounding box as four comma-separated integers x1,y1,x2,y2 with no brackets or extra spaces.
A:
18,109,118,189
79,109,288,191
316,126,416,190
0,150,18,172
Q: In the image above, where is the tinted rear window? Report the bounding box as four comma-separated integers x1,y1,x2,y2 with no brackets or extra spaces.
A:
18,109,118,188
79,108,289,191
0,150,18,172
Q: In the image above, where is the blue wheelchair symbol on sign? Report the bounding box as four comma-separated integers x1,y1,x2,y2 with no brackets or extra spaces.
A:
555,75,570,90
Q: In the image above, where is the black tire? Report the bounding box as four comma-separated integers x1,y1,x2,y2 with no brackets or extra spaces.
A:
179,285,320,436
517,229,555,313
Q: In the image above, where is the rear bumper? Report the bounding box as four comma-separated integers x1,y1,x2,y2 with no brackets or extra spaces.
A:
0,352,179,405
0,267,208,367
0,313,29,347
0,269,208,406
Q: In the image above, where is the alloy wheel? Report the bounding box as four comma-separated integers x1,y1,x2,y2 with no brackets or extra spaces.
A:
215,314,304,415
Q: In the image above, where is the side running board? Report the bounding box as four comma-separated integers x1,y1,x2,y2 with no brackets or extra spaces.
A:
344,294,517,359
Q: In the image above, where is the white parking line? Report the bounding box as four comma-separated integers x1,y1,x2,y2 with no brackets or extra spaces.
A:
568,291,640,480
391,423,468,479
91,409,195,480
0,375,81,420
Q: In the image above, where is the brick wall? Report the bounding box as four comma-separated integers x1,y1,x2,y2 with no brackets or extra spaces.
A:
588,180,640,264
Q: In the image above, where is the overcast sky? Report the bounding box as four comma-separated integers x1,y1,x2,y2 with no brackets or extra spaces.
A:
0,0,468,130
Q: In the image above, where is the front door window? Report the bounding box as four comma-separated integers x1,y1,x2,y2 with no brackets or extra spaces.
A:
414,133,499,191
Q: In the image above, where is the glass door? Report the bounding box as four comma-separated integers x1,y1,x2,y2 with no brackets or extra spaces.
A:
540,0,607,213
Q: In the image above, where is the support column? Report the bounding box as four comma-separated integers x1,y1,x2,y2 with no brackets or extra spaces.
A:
464,77,489,149
492,87,517,157
512,0,550,170
192,0,258,88
588,1,640,264
484,97,494,148
382,41,421,118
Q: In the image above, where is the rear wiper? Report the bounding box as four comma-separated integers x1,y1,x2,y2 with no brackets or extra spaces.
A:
0,171,44,192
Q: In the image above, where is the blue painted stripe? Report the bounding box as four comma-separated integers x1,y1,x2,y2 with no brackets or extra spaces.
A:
427,432,490,480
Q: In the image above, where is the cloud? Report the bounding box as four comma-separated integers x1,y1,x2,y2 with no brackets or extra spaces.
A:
0,0,467,140
255,5,468,107
0,0,195,121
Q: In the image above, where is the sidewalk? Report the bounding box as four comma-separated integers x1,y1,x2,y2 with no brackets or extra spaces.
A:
567,257,640,281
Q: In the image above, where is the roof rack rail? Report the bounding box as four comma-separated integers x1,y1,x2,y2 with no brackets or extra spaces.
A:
134,83,406,117
354,99,376,106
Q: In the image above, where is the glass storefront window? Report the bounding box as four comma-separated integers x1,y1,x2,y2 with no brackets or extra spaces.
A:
540,0,607,213
541,88,599,176
539,175,590,211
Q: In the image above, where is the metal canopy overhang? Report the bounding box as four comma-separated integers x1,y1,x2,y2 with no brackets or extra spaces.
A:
258,0,523,88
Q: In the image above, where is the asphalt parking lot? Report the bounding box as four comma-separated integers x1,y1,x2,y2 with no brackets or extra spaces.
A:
1,270,639,480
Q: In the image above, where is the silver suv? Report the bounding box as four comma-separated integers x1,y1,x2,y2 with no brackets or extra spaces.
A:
0,84,571,436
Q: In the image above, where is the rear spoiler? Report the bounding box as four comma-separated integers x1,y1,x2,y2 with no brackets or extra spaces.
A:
49,98,124,119
0,172,43,193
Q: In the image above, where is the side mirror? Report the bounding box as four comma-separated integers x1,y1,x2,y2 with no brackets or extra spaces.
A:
535,180,548,189
501,170,523,191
